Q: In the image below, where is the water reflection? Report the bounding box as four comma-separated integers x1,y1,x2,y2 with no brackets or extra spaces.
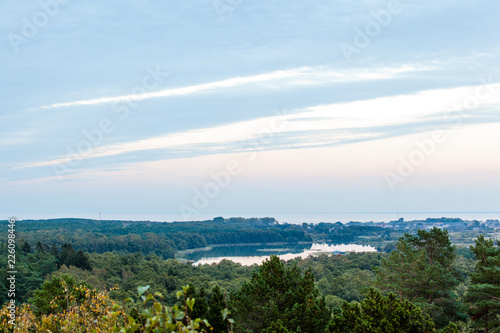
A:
190,243,377,266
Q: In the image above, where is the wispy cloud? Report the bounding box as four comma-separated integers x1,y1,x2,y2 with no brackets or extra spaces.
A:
0,130,38,146
0,139,31,146
37,65,431,110
17,80,500,170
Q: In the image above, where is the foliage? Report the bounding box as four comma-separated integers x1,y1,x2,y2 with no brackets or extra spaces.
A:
1,218,311,260
114,285,213,332
0,282,121,332
374,228,461,327
0,243,58,304
0,218,496,331
232,255,330,333
60,243,92,270
207,285,228,333
0,284,226,332
20,239,31,253
262,320,291,333
466,234,500,332
28,274,95,315
309,224,394,243
437,322,460,333
185,284,233,333
186,284,209,321
86,252,252,304
298,252,382,305
318,268,375,302
328,288,435,333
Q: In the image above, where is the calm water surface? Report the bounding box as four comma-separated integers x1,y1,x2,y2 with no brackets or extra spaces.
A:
182,243,378,266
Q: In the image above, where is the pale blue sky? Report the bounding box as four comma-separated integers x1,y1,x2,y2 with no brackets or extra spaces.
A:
1,0,500,219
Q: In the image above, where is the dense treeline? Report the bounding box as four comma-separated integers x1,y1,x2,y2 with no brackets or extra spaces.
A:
296,252,383,308
0,218,312,260
0,241,92,304
0,217,408,268
1,220,499,332
304,222,396,243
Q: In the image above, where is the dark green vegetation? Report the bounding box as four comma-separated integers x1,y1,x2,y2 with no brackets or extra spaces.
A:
0,217,311,260
374,228,464,327
1,217,499,332
328,288,436,333
232,255,330,332
465,235,500,331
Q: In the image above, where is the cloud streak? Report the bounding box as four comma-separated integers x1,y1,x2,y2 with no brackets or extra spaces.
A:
37,65,430,110
18,80,500,170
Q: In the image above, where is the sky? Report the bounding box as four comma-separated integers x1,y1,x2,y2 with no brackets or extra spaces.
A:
1,0,500,221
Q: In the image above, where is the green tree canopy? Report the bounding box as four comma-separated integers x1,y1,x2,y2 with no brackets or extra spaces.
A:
374,228,461,327
232,255,330,333
466,234,500,332
328,288,435,333
207,285,227,333
21,239,31,253
262,320,291,333
28,274,94,315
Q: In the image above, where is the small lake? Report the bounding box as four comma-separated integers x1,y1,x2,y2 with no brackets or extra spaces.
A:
177,243,377,266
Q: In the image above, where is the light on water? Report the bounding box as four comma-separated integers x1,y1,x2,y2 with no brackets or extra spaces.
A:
192,243,377,266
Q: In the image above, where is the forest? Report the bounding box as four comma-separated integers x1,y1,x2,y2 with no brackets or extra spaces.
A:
0,218,499,332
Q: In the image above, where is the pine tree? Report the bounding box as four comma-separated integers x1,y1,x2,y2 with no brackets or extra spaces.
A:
21,239,31,253
207,285,227,333
328,288,435,333
35,241,45,253
186,284,209,321
51,243,60,267
232,255,330,333
59,243,75,267
73,250,92,270
374,228,460,327
262,320,291,333
466,234,500,332
374,239,427,301
50,243,59,257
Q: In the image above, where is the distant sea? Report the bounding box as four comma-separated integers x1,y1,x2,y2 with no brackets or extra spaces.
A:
4,212,500,224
